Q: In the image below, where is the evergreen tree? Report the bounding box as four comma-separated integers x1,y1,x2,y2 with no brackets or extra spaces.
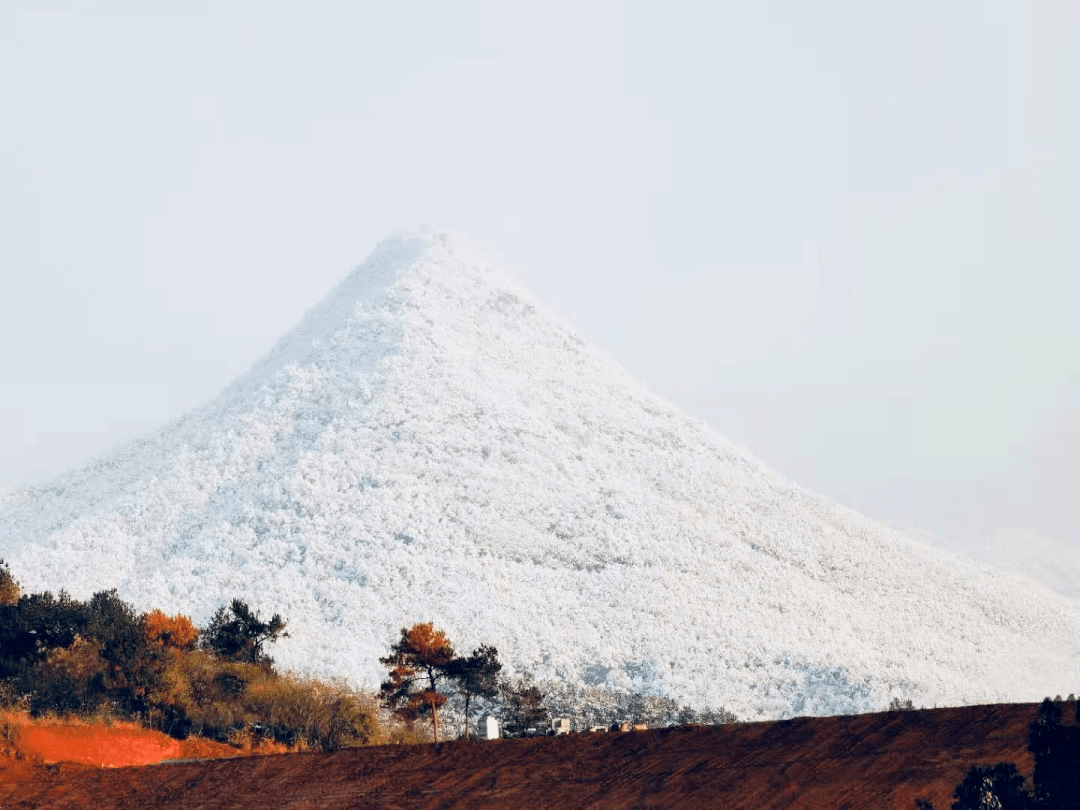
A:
201,599,288,666
1027,697,1080,808
0,590,87,680
448,644,501,739
83,589,161,714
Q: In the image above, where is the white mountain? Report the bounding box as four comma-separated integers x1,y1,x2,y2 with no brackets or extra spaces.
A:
3,230,1078,719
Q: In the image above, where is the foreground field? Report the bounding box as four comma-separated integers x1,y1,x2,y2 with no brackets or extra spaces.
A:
1,702,1039,809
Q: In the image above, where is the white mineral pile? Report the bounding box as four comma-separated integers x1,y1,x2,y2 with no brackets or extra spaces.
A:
3,231,1077,719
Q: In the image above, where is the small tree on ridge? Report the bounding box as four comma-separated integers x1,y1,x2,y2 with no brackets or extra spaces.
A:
499,675,548,736
379,622,456,743
449,644,501,739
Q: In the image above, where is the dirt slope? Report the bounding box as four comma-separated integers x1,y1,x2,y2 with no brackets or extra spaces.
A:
0,714,240,770
0,703,1041,809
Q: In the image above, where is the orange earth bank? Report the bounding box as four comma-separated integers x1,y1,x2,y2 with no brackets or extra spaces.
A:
1,713,240,771
18,724,182,766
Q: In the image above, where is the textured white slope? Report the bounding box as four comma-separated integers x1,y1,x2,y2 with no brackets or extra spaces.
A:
904,527,1080,601
3,230,1078,719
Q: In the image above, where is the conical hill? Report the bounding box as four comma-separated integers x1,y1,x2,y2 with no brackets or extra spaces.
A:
3,231,1077,718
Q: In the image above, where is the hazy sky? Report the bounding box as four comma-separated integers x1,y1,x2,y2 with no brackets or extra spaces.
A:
2,1,1077,549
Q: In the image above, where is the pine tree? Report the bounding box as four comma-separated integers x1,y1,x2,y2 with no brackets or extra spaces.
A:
379,622,456,742
449,644,501,739
200,599,288,666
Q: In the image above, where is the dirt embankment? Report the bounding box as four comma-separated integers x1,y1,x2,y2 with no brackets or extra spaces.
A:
0,702,1042,809
0,712,241,782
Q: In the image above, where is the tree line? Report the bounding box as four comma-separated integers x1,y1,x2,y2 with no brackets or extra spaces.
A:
0,559,737,750
0,560,377,750
0,560,575,748
375,621,739,741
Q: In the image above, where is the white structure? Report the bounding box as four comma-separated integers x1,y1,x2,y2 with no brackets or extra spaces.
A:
483,715,500,740
551,718,571,735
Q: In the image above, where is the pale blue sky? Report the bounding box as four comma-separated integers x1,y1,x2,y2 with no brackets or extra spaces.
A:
1,1,1077,548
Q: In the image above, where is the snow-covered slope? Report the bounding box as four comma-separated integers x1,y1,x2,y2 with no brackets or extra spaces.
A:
901,527,1080,601
3,231,1078,719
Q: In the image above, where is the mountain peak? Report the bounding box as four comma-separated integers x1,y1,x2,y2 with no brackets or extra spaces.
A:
233,228,506,387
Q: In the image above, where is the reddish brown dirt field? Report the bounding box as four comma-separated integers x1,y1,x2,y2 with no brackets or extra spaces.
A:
0,702,1044,809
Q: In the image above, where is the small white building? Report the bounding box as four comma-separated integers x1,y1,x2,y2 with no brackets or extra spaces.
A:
551,718,571,735
482,715,500,740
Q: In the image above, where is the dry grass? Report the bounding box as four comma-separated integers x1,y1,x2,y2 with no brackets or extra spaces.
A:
0,711,21,757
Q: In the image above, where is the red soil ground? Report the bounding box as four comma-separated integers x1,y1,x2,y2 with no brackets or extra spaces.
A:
2,713,241,766
18,723,182,766
0,702,1046,809
0,712,242,792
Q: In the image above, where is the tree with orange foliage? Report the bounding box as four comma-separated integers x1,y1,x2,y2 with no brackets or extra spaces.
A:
143,609,198,650
379,622,456,743
0,559,19,605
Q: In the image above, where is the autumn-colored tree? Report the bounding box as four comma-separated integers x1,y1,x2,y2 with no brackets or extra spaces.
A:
20,636,108,715
379,622,456,743
0,559,19,605
144,609,199,650
448,644,501,739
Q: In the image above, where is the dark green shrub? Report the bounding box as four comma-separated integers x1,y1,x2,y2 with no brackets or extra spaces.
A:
20,637,108,716
499,676,548,735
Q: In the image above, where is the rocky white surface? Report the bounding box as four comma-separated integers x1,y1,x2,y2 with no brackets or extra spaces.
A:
3,230,1078,719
